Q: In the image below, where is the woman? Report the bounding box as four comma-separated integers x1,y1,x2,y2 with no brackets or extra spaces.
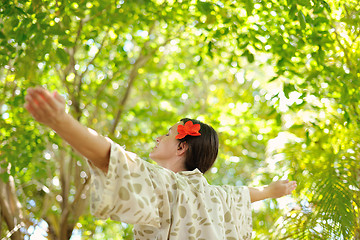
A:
24,87,297,239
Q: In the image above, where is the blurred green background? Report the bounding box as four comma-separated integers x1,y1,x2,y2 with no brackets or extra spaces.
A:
0,0,359,239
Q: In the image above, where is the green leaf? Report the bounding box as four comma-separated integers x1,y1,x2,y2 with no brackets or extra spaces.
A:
56,48,69,65
11,18,19,28
15,31,26,44
283,82,296,98
289,4,297,17
62,15,71,28
207,41,213,58
298,0,311,7
298,10,306,29
269,76,279,82
245,0,254,16
276,113,282,125
14,6,27,15
321,0,331,13
36,12,47,21
242,49,254,63
59,38,75,47
197,2,212,14
313,16,329,25
305,131,311,146
196,56,203,66
0,172,10,183
344,110,351,124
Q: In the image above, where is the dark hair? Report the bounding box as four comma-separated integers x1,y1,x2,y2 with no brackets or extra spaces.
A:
178,118,219,173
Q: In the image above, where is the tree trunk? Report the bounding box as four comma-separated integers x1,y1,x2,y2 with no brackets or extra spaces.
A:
0,174,24,240
52,147,90,240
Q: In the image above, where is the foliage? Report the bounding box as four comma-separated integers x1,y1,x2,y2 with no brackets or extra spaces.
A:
0,0,359,239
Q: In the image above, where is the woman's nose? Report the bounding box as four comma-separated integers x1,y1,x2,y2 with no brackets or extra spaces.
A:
156,135,165,142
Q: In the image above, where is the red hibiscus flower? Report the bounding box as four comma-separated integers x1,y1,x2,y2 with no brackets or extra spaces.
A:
176,121,201,139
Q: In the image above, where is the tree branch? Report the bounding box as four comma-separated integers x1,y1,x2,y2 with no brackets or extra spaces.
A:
70,171,90,217
109,32,175,135
0,207,2,239
332,25,354,74
0,168,25,240
62,19,84,120
76,32,109,108
79,33,108,82
58,149,70,240
73,19,84,53
109,54,151,135
44,216,58,240
83,2,113,24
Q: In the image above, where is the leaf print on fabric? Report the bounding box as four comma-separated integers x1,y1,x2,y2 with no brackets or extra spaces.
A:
89,140,252,239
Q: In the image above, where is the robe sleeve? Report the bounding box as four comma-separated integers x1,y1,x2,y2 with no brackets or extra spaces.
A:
88,139,162,228
233,186,252,239
222,185,252,239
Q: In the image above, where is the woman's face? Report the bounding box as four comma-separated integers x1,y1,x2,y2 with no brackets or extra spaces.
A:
149,122,182,164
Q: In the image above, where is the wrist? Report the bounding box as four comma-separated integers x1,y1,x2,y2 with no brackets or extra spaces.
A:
263,185,273,199
49,112,72,132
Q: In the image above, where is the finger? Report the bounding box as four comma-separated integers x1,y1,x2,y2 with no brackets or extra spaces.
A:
25,93,38,107
34,86,45,92
26,88,34,94
53,91,66,103
27,92,49,117
25,90,45,120
25,94,33,104
289,183,297,192
33,87,59,109
25,101,41,120
32,90,54,115
280,179,289,184
25,94,40,111
26,91,40,105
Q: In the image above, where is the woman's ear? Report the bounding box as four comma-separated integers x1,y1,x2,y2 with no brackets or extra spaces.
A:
177,142,188,156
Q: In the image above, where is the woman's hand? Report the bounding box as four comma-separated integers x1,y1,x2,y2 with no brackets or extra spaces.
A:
249,179,297,202
24,86,67,128
267,179,297,199
24,86,111,172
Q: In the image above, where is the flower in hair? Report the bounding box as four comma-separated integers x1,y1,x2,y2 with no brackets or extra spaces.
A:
176,121,201,139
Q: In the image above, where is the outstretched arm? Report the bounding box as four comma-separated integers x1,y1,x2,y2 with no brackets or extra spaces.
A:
249,180,297,203
24,87,111,172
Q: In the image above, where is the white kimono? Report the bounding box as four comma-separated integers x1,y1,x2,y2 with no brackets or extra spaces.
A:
89,140,252,239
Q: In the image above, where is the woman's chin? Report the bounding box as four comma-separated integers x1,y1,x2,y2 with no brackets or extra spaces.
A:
149,152,156,160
